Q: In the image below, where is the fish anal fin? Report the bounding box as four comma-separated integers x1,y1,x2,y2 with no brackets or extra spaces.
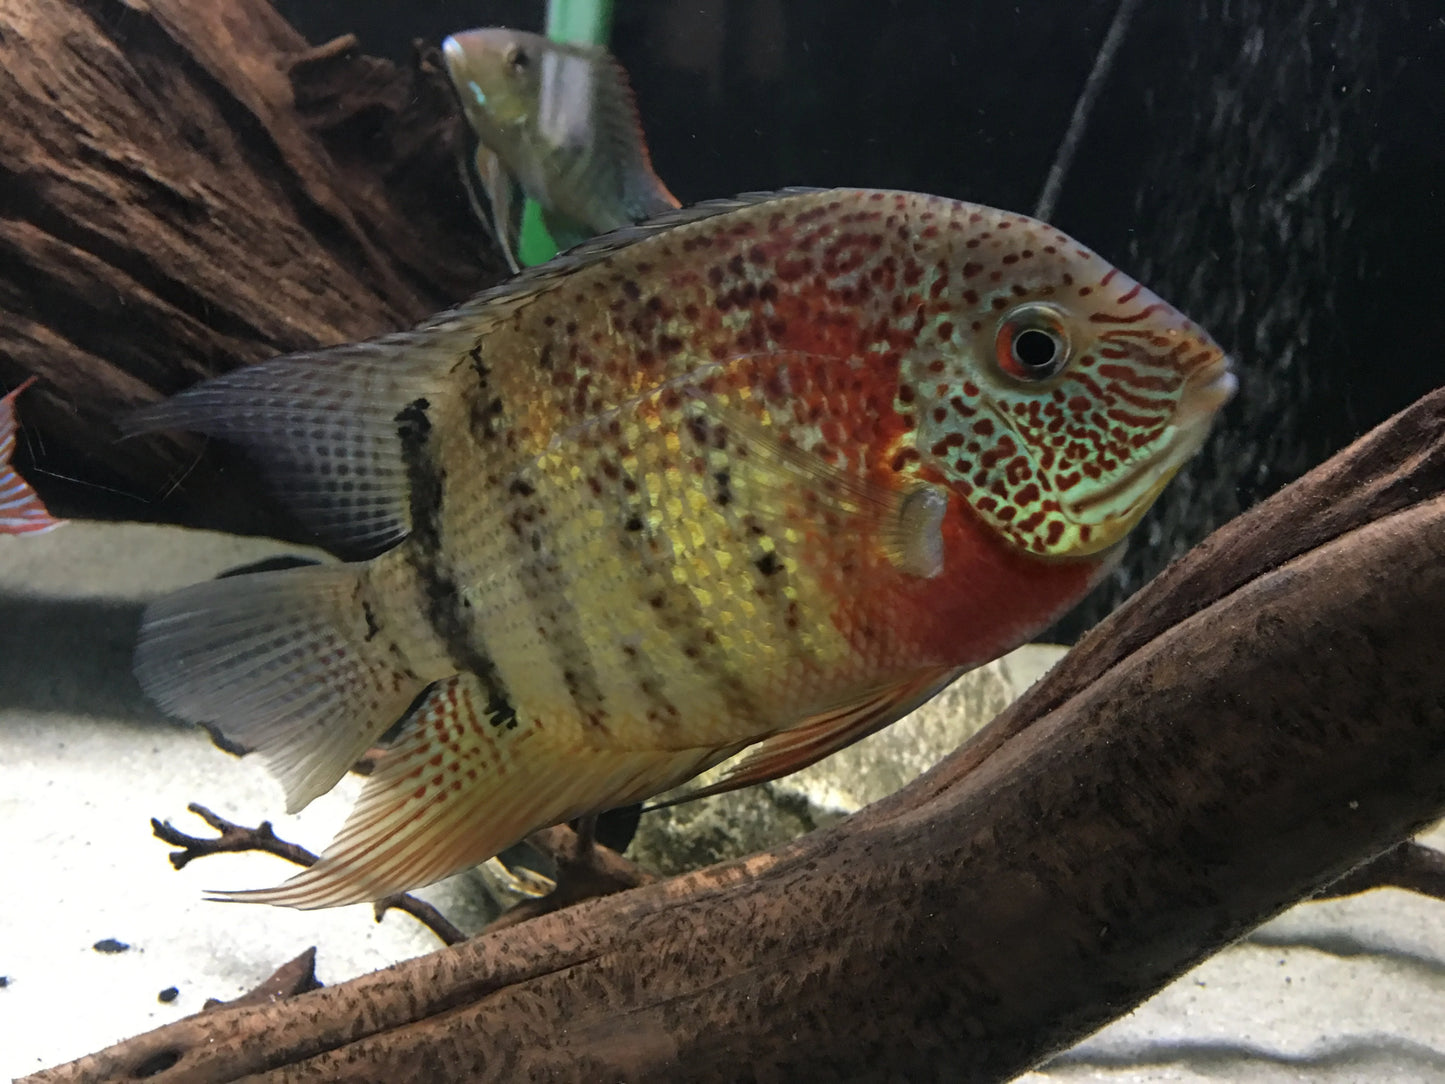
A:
215,674,717,909
658,666,962,807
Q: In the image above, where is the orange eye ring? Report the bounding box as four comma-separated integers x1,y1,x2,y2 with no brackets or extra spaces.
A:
996,304,1071,381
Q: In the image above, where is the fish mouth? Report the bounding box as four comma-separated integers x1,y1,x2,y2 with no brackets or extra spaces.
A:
1174,353,1238,431
1058,353,1236,543
440,35,467,80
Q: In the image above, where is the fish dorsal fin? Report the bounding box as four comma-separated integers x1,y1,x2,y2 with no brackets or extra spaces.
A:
651,666,963,808
123,332,464,558
212,672,727,908
436,187,828,322
580,47,679,218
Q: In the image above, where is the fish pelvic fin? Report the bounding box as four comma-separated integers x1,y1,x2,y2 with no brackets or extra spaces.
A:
0,377,63,535
457,132,523,272
121,335,466,559
650,666,964,809
135,561,436,813
211,673,725,909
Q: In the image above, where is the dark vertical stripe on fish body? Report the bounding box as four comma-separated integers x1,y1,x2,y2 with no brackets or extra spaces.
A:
395,397,520,732
683,403,810,653
504,468,612,729
619,407,772,728
466,349,613,731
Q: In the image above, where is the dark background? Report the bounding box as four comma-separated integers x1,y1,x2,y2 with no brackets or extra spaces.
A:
278,0,1443,633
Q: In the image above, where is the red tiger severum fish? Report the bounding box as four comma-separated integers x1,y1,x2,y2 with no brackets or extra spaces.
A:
128,189,1235,908
0,378,62,535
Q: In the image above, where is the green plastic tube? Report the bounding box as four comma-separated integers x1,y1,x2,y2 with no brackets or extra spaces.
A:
516,0,616,266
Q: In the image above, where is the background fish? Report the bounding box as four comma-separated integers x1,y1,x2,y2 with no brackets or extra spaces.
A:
0,378,62,535
442,27,680,269
127,188,1234,909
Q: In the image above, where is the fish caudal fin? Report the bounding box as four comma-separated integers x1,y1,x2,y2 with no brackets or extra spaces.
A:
122,335,464,558
213,673,720,908
135,563,431,813
0,378,62,535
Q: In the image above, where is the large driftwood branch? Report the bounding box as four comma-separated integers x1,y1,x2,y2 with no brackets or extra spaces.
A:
0,0,495,538
27,381,1445,1080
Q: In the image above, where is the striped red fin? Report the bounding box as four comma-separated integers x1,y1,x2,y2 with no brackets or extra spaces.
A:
654,666,963,807
211,673,721,909
0,378,62,535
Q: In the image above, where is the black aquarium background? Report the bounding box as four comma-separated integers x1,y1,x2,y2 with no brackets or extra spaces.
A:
277,0,1443,635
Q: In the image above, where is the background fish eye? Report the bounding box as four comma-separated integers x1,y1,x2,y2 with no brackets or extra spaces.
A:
995,304,1070,381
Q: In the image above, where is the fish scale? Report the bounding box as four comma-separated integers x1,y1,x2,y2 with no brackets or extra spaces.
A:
127,188,1235,908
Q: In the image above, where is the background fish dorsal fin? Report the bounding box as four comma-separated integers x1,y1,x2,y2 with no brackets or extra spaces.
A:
581,46,679,217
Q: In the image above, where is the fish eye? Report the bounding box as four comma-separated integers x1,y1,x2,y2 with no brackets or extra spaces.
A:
995,304,1071,381
505,45,530,72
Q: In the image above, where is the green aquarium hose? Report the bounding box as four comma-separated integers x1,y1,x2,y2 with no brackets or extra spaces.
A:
516,0,617,266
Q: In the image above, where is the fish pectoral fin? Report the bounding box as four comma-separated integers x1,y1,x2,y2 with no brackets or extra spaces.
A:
134,561,430,813
121,334,464,559
212,673,716,909
0,377,63,535
652,666,963,807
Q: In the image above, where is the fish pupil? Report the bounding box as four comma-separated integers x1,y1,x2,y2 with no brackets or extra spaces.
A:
1012,328,1059,373
507,46,530,73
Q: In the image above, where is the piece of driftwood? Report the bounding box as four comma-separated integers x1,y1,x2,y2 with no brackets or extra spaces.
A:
25,384,1445,1080
201,948,322,1013
0,0,495,538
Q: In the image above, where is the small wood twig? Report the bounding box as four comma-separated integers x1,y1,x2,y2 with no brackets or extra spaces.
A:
1316,841,1445,901
153,803,317,871
151,803,465,946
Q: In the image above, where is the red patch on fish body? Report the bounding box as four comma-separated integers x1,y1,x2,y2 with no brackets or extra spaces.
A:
813,489,1104,674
